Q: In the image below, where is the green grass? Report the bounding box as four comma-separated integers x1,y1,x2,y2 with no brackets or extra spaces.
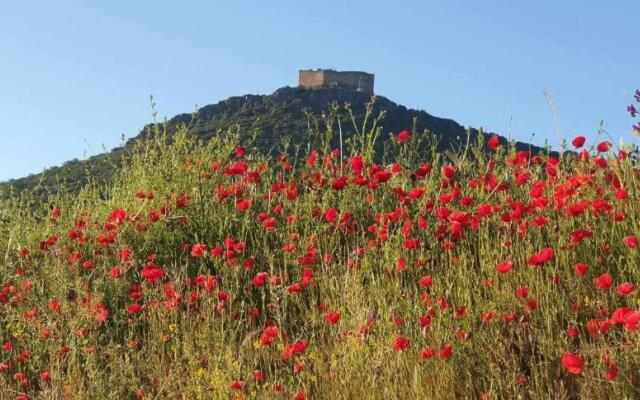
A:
0,112,638,400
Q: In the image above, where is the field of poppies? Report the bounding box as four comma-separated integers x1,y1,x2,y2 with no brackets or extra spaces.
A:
1,100,640,399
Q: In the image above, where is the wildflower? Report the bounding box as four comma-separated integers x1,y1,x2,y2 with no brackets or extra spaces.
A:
496,261,513,274
623,311,640,332
594,273,612,290
324,208,338,223
606,362,618,381
623,235,637,248
561,353,584,375
286,283,301,295
301,268,313,287
527,247,554,266
515,287,529,299
596,141,611,153
282,340,308,360
571,136,586,148
262,217,277,231
190,244,207,258
331,176,348,190
109,266,122,279
49,298,60,312
252,272,269,287
108,208,127,224
421,347,436,359
140,266,165,284
616,282,635,296
439,343,453,360
396,130,410,143
418,275,433,289
393,335,410,352
574,263,588,277
260,326,278,346
236,198,251,212
628,104,637,117
487,135,500,151
127,304,143,314
566,327,579,338
442,165,456,179
325,312,341,325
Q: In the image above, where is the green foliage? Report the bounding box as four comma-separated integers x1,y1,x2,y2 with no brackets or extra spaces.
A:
0,87,548,203
1,97,618,400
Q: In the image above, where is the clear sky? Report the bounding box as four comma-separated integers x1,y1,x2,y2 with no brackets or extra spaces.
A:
1,1,638,181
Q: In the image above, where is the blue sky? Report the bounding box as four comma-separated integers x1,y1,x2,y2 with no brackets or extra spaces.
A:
1,1,638,181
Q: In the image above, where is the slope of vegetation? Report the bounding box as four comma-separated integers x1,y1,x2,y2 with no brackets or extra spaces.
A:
1,105,637,400
1,87,549,202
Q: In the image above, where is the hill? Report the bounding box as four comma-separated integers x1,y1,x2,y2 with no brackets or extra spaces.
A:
0,86,548,200
0,116,636,399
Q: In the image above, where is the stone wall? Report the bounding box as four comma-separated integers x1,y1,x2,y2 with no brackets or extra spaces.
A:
299,69,374,95
298,70,325,88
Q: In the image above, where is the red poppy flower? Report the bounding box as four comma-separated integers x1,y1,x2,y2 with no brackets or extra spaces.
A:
421,347,436,359
623,311,640,332
252,272,269,287
515,287,529,299
571,136,586,148
396,130,410,143
561,353,584,374
442,165,456,179
324,208,338,223
616,282,636,296
574,263,587,277
236,198,251,212
487,135,500,151
606,363,618,381
419,275,433,289
141,266,165,284
393,335,411,352
596,141,611,152
247,370,263,383
527,247,554,266
496,261,513,274
286,283,301,295
439,343,453,360
325,312,341,325
190,243,208,258
594,273,612,290
566,327,579,338
623,235,638,248
127,304,143,314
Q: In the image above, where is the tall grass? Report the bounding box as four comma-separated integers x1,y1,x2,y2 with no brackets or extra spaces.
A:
0,105,639,400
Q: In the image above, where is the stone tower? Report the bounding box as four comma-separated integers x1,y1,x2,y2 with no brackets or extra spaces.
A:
298,69,374,95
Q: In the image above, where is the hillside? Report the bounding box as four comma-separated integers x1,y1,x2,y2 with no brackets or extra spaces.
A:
0,86,548,200
0,119,637,399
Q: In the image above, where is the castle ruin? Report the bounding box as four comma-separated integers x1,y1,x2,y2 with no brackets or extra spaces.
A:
298,69,374,95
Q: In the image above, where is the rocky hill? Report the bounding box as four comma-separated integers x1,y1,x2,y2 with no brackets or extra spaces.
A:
0,86,548,200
